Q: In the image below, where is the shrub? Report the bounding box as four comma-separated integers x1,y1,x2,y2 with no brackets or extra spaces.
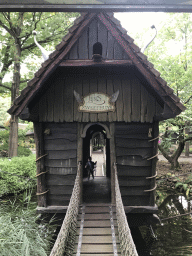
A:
0,192,56,256
0,128,33,157
0,155,36,196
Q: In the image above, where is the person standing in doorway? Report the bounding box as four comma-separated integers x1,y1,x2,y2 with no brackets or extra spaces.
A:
85,157,95,180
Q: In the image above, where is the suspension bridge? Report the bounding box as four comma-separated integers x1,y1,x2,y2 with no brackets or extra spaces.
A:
49,162,138,256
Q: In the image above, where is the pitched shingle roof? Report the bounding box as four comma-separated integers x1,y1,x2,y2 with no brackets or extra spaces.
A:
8,12,185,118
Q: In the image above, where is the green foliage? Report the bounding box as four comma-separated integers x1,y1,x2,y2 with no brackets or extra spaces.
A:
175,174,192,197
0,128,33,157
0,155,36,196
0,191,56,256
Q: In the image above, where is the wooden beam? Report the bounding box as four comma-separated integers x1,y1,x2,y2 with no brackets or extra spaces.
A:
59,59,133,67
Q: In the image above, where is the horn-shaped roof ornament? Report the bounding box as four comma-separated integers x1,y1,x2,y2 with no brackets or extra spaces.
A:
142,25,157,53
32,31,50,61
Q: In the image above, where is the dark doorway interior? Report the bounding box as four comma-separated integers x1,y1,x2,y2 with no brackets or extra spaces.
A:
83,124,111,203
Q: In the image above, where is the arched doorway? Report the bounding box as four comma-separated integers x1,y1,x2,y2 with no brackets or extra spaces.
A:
82,123,111,203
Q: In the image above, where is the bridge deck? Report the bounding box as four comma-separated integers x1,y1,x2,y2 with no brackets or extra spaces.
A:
73,203,121,255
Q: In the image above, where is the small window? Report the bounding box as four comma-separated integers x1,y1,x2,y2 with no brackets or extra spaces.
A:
93,42,102,56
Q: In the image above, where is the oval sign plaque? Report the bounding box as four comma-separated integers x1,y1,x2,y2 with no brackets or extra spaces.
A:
79,92,115,113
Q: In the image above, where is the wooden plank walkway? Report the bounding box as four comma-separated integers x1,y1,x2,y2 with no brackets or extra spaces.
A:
73,203,121,255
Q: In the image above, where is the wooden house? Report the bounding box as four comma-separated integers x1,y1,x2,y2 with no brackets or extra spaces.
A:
8,12,185,213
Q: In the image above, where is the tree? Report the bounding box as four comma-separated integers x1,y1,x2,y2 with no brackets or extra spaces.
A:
140,13,192,169
0,12,79,157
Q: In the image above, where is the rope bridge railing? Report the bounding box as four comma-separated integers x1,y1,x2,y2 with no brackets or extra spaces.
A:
50,161,82,256
114,163,139,256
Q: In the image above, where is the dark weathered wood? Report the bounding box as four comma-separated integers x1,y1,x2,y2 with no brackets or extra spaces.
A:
140,84,148,122
115,138,153,148
116,147,152,159
122,78,131,122
114,40,123,59
118,177,151,187
89,78,98,122
117,156,152,166
45,158,77,168
106,79,116,122
74,77,83,122
146,91,156,123
89,18,98,59
59,59,133,67
44,139,77,150
48,185,73,195
79,27,88,59
113,78,123,121
47,195,71,206
47,174,75,185
54,79,62,122
117,165,151,177
48,167,77,175
46,150,77,160
64,77,73,122
120,187,150,196
122,196,150,206
98,20,108,59
107,31,115,59
98,78,107,122
69,44,78,59
34,122,47,207
82,78,90,122
131,78,141,122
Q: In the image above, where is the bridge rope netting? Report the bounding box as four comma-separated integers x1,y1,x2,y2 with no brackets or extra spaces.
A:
49,162,81,256
114,163,139,256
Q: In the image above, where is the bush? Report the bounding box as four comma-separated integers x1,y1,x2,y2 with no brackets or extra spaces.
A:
0,155,36,197
0,128,33,157
0,192,56,256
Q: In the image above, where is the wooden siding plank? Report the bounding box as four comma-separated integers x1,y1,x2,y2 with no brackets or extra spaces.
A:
113,78,123,121
146,92,156,123
44,139,77,150
89,77,98,122
47,174,75,186
88,18,98,59
69,44,78,59
98,78,107,122
120,187,150,196
48,167,77,175
74,77,83,122
140,84,148,123
117,166,151,177
131,78,141,122
122,78,131,122
47,84,54,122
39,93,47,122
115,138,153,148
117,155,152,166
63,77,73,122
106,79,116,122
118,177,151,187
98,20,108,59
114,40,123,59
116,147,152,159
79,27,88,59
45,158,77,168
115,123,151,135
46,150,77,160
122,196,150,206
107,31,115,59
82,78,90,122
54,79,63,122
48,185,73,195
47,195,70,206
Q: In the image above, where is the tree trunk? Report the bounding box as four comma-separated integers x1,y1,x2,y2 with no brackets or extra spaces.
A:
8,32,22,157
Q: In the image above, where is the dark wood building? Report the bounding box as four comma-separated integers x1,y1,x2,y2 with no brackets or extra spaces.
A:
8,12,185,213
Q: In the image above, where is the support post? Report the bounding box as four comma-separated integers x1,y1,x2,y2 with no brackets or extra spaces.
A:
34,122,47,207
